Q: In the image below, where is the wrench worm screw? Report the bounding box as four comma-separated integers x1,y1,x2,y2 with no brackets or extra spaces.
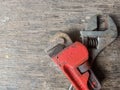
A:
82,37,98,48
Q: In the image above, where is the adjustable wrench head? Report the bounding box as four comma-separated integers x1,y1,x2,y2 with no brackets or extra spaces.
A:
80,15,118,62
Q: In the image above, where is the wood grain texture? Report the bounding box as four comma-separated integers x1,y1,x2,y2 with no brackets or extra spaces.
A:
0,0,119,90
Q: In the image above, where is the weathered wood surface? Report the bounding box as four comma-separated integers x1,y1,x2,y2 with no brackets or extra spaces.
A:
0,0,119,90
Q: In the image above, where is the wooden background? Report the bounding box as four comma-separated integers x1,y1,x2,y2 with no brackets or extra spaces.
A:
0,0,119,90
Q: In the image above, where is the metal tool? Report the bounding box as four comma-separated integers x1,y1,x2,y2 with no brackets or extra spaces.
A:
80,15,118,64
69,15,118,90
46,15,118,90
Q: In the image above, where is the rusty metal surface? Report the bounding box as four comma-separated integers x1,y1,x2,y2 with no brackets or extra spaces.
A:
80,15,118,63
0,0,119,90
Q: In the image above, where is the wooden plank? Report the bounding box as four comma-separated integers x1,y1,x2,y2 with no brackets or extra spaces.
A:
0,0,119,90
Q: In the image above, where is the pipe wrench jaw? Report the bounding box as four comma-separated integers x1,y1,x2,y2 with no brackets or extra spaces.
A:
80,15,118,63
46,32,73,57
